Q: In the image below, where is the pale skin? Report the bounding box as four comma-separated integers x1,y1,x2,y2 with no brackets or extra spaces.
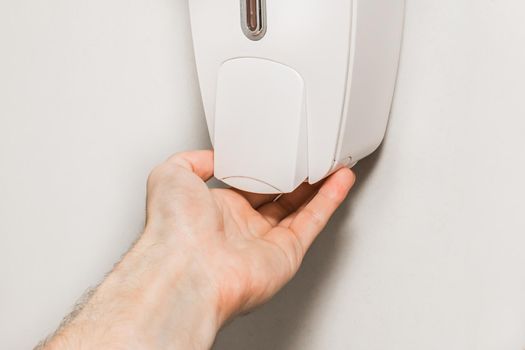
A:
39,150,355,350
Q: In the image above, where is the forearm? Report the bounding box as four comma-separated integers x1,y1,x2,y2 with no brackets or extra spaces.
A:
43,231,221,350
39,150,354,349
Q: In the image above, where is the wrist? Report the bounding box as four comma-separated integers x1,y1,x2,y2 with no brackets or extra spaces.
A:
108,233,222,349
52,231,223,350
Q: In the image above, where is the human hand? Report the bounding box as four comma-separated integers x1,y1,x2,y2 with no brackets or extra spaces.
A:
41,150,355,350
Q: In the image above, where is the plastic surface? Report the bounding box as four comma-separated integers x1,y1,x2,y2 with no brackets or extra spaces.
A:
214,58,307,193
335,0,406,163
189,0,405,193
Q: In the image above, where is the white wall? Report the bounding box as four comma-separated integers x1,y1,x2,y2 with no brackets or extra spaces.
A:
1,1,524,349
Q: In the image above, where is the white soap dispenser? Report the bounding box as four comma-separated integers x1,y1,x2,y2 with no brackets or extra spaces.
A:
189,0,405,194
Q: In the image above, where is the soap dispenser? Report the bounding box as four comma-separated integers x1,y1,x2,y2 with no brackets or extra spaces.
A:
189,0,405,193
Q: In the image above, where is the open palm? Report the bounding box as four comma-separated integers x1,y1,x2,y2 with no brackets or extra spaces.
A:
145,150,355,322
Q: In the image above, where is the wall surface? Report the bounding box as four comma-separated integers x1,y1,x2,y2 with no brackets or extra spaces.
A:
1,1,525,349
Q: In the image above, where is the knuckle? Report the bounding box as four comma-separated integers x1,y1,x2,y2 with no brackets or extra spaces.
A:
147,163,173,187
290,236,305,269
166,152,185,164
280,233,304,277
166,153,192,169
302,207,326,228
147,165,163,184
